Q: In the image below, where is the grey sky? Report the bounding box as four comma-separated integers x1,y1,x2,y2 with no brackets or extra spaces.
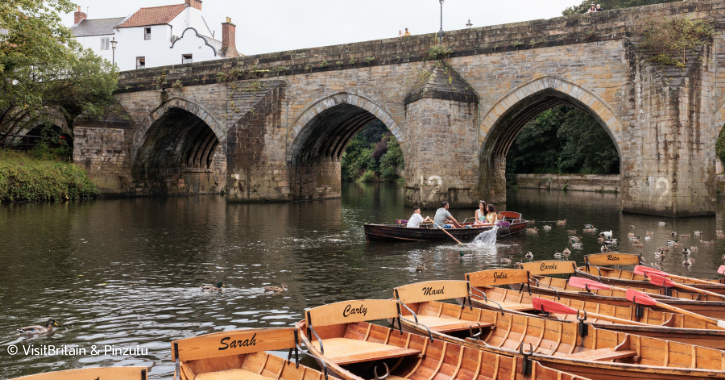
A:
62,0,581,56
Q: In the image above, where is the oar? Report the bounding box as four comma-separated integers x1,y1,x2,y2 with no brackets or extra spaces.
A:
625,289,725,329
634,265,714,286
647,274,725,300
569,276,674,300
531,298,648,326
432,222,462,245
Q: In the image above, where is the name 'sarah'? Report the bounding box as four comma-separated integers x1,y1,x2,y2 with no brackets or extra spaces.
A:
219,333,257,350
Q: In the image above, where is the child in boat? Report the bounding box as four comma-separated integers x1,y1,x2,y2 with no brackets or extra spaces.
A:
474,200,487,225
485,204,498,225
407,206,432,228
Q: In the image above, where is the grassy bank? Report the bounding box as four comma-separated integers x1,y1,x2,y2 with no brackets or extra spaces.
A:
0,149,99,203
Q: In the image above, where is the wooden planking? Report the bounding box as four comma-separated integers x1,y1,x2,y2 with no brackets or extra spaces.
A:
395,280,470,303
466,269,531,287
173,327,295,362
519,261,576,276
306,299,400,327
585,253,641,266
11,367,148,380
565,348,637,362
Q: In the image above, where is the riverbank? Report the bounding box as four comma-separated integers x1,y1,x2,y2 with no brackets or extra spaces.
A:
512,173,620,192
0,150,99,203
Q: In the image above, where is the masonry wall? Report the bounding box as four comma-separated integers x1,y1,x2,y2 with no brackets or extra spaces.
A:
513,174,621,192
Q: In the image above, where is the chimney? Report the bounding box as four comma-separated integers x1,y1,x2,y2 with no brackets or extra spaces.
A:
74,6,87,24
221,17,239,57
185,0,202,10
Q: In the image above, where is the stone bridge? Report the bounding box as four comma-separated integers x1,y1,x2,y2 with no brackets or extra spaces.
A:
74,0,725,217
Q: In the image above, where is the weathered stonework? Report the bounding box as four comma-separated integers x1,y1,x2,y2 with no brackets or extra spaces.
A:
72,0,725,216
514,174,621,193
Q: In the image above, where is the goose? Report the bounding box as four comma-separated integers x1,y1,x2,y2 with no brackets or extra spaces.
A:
567,229,577,235
525,251,534,259
543,225,552,231
691,246,699,252
571,242,583,249
416,263,426,271
501,255,513,265
562,248,571,257
658,221,668,226
264,283,287,292
600,230,613,238
201,282,224,292
18,319,57,334
554,251,563,259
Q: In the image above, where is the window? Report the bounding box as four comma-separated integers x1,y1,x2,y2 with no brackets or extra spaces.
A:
136,57,146,70
144,27,151,40
100,37,110,50
182,54,193,64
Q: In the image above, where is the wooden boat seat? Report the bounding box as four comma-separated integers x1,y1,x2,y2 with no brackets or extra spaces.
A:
311,338,420,365
477,298,534,312
415,315,493,332
196,368,270,380
565,348,637,362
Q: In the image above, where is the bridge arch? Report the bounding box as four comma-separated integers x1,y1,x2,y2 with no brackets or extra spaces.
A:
132,98,227,195
479,76,623,202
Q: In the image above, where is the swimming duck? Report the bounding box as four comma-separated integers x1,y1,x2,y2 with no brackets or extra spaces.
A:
691,246,698,252
556,220,567,226
629,225,635,229
694,231,702,236
18,319,57,334
650,262,663,270
645,235,652,240
679,233,691,238
671,231,677,236
702,240,715,246
627,232,635,238
654,250,665,259
416,263,426,271
600,230,613,238
718,232,725,239
543,225,552,231
604,238,617,246
600,245,610,253
264,283,287,292
646,231,654,236
569,236,581,243
658,221,668,226
525,251,534,259
201,282,224,292
597,237,605,243
657,246,670,252
584,228,598,233
554,251,563,259
682,248,691,256
526,227,539,233
666,240,682,247
633,242,643,248
501,255,513,265
567,230,577,235
584,224,594,229
571,242,583,249
562,248,571,257
683,257,692,266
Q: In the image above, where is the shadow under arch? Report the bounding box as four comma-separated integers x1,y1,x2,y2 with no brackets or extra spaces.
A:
479,77,623,203
132,101,227,195
285,93,403,200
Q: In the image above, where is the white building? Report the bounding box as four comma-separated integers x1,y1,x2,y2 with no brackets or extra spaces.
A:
71,0,239,72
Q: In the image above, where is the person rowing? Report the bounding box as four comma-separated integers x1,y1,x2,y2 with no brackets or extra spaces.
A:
434,201,462,228
406,206,432,228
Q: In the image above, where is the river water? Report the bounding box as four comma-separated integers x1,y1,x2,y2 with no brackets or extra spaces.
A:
1,184,724,379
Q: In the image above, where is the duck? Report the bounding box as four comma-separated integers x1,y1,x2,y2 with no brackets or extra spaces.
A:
567,229,577,235
562,248,571,257
416,263,426,271
554,251,563,259
18,319,57,334
584,228,598,233
666,240,682,247
645,235,652,240
600,231,613,238
601,245,610,253
556,220,567,226
571,242,583,249
682,257,692,266
543,225,552,231
584,224,594,229
569,236,581,243
633,241,643,248
702,240,715,246
604,238,617,246
628,235,637,241
671,230,677,236
694,231,702,236
201,282,224,292
264,283,287,292
691,246,699,252
650,262,663,270
682,248,691,256
597,237,605,243
654,250,665,259
501,255,513,265
679,233,691,238
628,232,635,238
657,246,670,252
525,251,534,259
658,221,668,226
646,231,654,237
526,227,539,233
629,225,635,229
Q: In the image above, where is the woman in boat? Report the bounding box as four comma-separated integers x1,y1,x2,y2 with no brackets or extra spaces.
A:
474,200,487,225
485,204,498,225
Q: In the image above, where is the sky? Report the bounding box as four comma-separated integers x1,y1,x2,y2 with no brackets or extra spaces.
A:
61,0,581,56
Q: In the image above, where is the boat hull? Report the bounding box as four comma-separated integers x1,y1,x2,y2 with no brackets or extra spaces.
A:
576,266,725,295
364,221,527,242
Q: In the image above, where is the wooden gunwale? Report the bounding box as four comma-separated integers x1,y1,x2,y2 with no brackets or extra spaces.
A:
294,319,589,380
397,300,725,379
9,368,149,380
363,220,528,242
577,266,725,294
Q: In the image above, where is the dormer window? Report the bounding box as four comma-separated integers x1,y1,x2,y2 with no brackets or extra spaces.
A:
144,27,151,40
182,54,193,64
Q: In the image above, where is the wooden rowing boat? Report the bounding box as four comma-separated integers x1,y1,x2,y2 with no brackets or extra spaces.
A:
576,253,725,294
392,280,725,379
171,327,328,380
516,261,725,318
463,269,725,349
295,299,589,380
9,367,148,380
364,212,528,242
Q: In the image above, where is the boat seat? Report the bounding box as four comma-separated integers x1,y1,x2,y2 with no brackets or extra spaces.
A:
311,338,420,365
476,298,534,312
387,377,407,380
196,368,270,380
566,348,637,362
415,315,493,332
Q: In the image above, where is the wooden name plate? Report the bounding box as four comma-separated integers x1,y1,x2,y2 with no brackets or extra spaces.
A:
465,269,530,287
585,253,642,266
306,299,400,327
519,261,576,276
394,280,470,303
172,327,296,362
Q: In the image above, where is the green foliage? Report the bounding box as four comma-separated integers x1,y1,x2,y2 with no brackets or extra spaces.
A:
427,46,453,60
341,121,404,183
505,106,620,182
0,0,118,143
631,15,714,68
318,60,328,68
562,0,681,15
716,127,725,171
0,150,99,203
357,170,377,183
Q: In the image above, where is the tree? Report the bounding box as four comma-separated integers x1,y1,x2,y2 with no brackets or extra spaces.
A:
0,0,118,144
563,0,681,15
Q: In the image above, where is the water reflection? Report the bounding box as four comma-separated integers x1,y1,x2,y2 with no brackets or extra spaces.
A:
0,185,722,379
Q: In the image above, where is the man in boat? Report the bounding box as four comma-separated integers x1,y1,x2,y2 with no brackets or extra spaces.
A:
434,201,461,228
407,206,432,228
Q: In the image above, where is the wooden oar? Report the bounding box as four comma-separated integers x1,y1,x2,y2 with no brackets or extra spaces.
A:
647,274,725,300
625,289,725,329
634,265,715,286
432,222,462,245
531,297,648,326
568,276,629,293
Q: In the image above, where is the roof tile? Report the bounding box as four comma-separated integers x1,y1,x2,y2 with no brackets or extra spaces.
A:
117,4,186,28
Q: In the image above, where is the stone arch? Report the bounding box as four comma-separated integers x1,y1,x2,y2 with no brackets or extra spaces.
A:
132,97,225,161
16,108,71,137
479,76,623,202
286,92,402,163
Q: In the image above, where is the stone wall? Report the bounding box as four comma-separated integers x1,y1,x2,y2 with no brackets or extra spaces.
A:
513,174,621,192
